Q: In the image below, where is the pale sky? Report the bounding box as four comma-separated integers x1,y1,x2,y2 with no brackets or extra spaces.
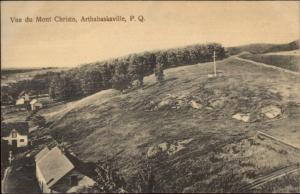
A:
1,1,299,68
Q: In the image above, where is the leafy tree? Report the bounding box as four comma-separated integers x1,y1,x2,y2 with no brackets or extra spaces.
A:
49,73,81,100
154,63,164,84
136,158,156,193
156,51,168,67
128,55,145,87
80,69,103,95
189,48,199,64
182,49,191,64
32,115,46,127
112,61,131,91
143,52,156,74
101,63,113,89
167,51,178,67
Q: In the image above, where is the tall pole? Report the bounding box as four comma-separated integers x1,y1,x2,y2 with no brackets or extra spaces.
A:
213,50,217,77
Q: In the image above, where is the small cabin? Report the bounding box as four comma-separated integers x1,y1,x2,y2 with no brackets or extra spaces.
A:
1,122,29,148
16,91,30,104
35,146,95,193
15,91,31,110
30,99,43,111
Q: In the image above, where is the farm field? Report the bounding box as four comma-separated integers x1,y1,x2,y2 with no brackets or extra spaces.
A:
38,56,300,192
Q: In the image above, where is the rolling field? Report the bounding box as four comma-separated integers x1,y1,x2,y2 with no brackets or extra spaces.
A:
238,51,300,73
39,57,300,192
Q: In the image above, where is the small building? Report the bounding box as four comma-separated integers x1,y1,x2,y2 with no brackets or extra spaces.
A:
35,146,95,193
16,91,30,105
19,91,30,101
1,122,29,148
16,98,25,106
30,99,43,111
15,91,31,110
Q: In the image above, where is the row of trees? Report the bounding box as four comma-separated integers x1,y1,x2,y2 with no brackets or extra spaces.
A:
48,43,226,100
1,43,226,103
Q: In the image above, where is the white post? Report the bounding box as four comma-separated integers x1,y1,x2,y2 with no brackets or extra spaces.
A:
213,50,217,77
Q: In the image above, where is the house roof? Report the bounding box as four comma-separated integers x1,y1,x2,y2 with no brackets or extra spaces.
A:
36,146,74,188
1,122,29,136
18,90,26,97
16,98,25,105
35,147,50,162
30,99,38,105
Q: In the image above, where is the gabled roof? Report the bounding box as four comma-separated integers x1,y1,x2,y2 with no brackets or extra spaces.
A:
36,146,74,188
16,98,25,105
18,90,26,97
35,147,50,162
30,99,38,105
1,122,29,136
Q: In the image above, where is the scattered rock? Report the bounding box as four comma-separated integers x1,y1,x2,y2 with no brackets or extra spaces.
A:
178,138,193,145
190,100,202,109
168,138,194,155
210,98,226,108
157,99,172,110
147,145,162,158
232,113,250,122
147,138,193,157
182,186,195,193
268,89,278,94
158,142,168,152
177,94,187,100
261,105,282,119
177,100,185,106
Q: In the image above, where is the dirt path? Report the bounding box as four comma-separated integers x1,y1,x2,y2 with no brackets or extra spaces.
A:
257,131,300,151
238,164,300,192
234,56,300,76
1,166,12,193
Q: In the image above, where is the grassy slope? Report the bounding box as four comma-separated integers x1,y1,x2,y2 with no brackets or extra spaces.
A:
239,51,300,72
40,57,300,192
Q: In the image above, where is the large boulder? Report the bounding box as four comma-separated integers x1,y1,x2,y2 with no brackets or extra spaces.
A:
210,97,226,108
232,113,250,122
261,105,281,119
147,145,162,158
190,100,202,109
157,99,172,110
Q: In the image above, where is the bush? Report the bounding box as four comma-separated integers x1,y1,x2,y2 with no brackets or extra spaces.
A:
92,159,126,193
31,115,46,127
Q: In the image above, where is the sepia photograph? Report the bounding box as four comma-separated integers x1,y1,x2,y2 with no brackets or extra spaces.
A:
1,1,300,193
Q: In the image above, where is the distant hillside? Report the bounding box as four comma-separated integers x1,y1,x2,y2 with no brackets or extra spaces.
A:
227,40,299,55
1,67,59,76
238,51,300,73
1,67,67,86
39,57,300,193
265,40,299,53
